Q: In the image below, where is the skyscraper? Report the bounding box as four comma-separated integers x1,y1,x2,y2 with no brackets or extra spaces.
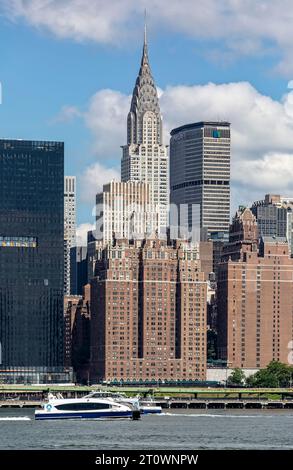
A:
170,121,231,239
0,139,69,383
64,176,76,294
121,26,169,235
70,246,88,295
90,237,207,383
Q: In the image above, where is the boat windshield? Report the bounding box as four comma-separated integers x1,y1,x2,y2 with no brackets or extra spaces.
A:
55,402,112,411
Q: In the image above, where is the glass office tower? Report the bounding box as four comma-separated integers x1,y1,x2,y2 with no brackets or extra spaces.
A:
170,121,231,239
0,139,71,383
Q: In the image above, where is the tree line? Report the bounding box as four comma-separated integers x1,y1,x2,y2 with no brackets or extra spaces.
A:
228,361,293,388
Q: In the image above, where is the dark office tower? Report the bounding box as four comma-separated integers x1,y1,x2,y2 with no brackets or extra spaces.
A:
0,139,70,384
170,122,231,239
70,246,88,295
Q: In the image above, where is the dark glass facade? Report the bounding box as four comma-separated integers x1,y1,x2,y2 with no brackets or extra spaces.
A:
0,139,65,377
70,246,88,295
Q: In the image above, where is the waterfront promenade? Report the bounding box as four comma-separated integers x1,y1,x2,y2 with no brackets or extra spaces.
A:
1,385,293,410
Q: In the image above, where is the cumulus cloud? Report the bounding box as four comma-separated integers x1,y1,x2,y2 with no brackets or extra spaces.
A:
76,81,293,211
160,81,293,158
80,161,120,204
84,89,130,157
76,222,95,246
234,153,293,192
4,0,293,72
1,0,138,44
162,83,293,206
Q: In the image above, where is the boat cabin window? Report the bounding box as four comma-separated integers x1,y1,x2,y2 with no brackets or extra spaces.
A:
55,402,112,411
90,392,120,398
90,393,110,398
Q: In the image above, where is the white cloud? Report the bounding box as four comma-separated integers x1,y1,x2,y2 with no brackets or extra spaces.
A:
230,152,293,214
4,0,293,72
76,81,293,212
79,161,120,204
84,89,130,157
234,153,293,192
52,105,82,123
2,0,138,44
160,82,293,156
162,83,293,207
76,222,95,246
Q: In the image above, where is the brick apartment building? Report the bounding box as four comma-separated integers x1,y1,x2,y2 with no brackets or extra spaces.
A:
217,207,293,368
90,236,207,383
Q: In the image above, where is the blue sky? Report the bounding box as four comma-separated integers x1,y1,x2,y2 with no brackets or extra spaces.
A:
1,1,293,242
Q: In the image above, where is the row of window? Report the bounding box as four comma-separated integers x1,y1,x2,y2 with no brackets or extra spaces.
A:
0,236,37,248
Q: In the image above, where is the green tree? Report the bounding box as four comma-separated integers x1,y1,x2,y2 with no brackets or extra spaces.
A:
227,368,246,386
246,361,293,388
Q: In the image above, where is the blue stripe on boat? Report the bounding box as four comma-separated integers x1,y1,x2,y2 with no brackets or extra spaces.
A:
141,409,162,414
35,410,132,420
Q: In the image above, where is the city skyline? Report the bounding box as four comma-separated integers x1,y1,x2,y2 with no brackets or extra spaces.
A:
1,2,293,456
1,3,293,245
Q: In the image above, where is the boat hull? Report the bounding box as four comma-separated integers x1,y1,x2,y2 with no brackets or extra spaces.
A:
140,407,162,415
35,410,133,420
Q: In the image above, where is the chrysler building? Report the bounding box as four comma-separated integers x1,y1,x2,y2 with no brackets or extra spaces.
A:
121,24,169,235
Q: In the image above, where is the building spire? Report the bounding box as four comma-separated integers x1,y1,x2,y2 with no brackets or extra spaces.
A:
144,9,147,46
127,11,162,145
141,9,149,66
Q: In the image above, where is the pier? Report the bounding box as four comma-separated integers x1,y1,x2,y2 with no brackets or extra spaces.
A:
1,385,293,410
160,399,293,410
0,401,42,409
1,399,293,410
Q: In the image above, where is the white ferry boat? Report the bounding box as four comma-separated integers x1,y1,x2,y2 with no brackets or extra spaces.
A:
35,394,140,420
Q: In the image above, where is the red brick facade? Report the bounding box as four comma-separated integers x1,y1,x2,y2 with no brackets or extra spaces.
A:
218,208,293,368
90,237,207,382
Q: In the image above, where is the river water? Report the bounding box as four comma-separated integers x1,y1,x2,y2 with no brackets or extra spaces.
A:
0,408,292,450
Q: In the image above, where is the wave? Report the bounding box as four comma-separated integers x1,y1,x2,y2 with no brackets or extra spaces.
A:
0,417,31,421
160,412,272,419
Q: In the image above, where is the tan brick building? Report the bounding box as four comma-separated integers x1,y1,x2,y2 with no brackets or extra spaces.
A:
96,180,157,244
90,236,207,383
218,207,293,368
